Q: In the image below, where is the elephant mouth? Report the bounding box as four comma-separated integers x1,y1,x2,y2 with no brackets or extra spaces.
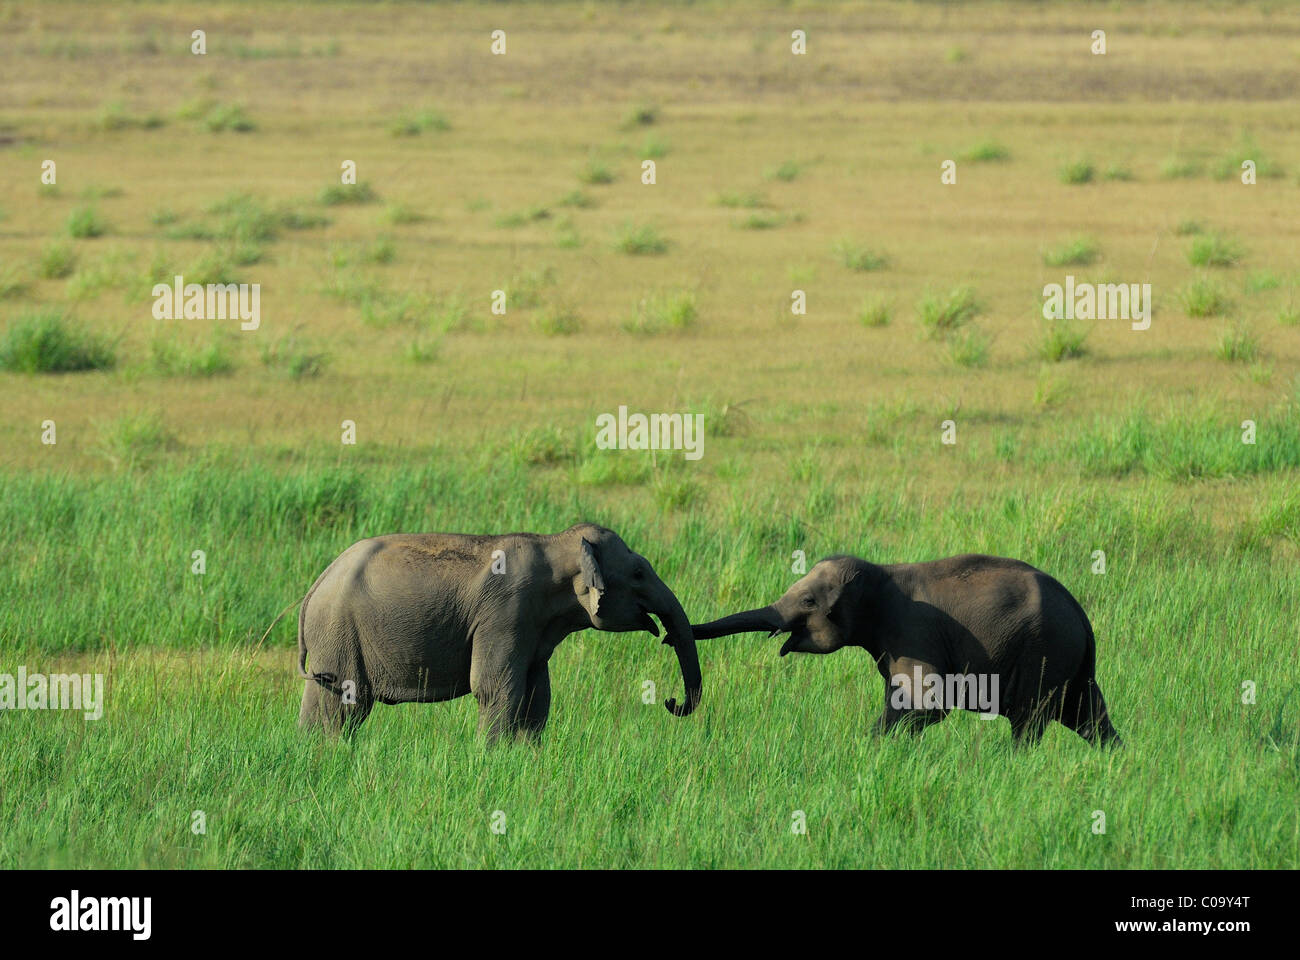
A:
778,632,802,657
638,607,661,637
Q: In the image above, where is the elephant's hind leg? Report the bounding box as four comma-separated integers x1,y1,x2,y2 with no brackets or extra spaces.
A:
1061,679,1123,748
299,674,374,738
1009,706,1050,747
299,590,375,737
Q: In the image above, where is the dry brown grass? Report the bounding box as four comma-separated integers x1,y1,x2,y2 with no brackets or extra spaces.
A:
0,1,1297,510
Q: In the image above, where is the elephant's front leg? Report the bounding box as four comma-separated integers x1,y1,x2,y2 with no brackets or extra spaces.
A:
873,696,923,736
470,641,529,744
874,658,948,736
521,661,552,740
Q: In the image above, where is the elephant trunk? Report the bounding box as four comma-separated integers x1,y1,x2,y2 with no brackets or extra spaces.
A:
691,605,786,640
652,577,702,718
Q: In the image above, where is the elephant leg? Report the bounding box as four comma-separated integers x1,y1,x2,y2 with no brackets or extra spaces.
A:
521,662,552,740
299,676,325,730
471,647,529,744
871,704,894,736
1061,679,1123,748
873,704,925,736
874,659,948,737
873,696,916,736
881,705,947,736
475,679,527,743
299,615,373,737
299,674,373,738
1010,702,1050,747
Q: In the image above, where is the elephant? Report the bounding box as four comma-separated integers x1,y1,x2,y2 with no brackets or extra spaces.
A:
297,523,701,742
692,553,1121,747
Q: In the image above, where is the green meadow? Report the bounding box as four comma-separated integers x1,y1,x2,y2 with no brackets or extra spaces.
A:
1,1,1298,868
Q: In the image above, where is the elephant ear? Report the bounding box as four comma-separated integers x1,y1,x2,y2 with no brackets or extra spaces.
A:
827,563,862,618
579,537,605,614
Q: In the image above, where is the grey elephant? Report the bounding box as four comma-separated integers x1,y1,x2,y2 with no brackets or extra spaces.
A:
692,553,1121,747
297,523,701,741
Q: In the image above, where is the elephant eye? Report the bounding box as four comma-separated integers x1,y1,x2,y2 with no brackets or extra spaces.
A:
801,595,816,608
633,567,645,580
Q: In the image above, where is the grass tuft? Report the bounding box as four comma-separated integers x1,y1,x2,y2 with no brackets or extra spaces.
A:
1038,318,1089,362
578,156,615,185
960,139,1008,163
832,239,889,272
319,182,378,206
150,329,237,377
38,242,77,280
856,298,891,328
0,310,116,372
1214,322,1259,363
260,335,328,379
917,286,981,339
390,109,450,137
67,206,108,239
764,159,802,182
1058,159,1095,184
1042,236,1100,267
622,290,697,334
613,222,669,255
1188,233,1244,268
1181,276,1231,317
945,327,990,367
533,305,583,336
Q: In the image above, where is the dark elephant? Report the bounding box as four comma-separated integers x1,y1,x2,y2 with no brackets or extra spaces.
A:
693,553,1120,747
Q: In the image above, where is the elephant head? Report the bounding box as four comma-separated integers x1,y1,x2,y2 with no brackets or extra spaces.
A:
692,556,863,657
571,526,702,717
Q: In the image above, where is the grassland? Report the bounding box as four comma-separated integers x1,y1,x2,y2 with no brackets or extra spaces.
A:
1,0,1298,869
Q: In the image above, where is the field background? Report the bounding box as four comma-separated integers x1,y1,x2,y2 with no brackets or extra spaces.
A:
1,0,1298,868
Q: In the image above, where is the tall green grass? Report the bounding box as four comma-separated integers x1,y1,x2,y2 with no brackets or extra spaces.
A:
1061,404,1300,480
1,456,1296,867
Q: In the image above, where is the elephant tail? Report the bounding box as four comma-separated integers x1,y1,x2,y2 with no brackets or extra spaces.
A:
252,592,310,667
297,587,311,678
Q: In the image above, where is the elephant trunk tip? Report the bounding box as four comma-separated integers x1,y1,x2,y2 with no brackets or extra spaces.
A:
664,694,699,717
